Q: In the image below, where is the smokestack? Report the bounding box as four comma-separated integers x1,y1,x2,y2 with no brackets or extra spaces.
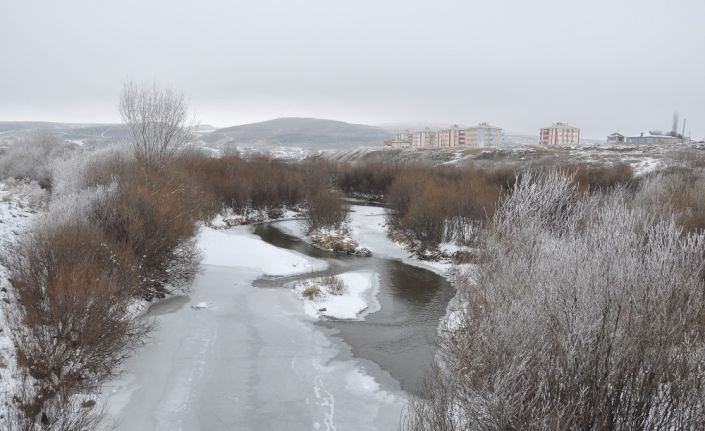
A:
672,111,679,136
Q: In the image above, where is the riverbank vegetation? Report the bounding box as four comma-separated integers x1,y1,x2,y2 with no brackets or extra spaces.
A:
403,170,705,430
0,84,352,429
2,83,705,429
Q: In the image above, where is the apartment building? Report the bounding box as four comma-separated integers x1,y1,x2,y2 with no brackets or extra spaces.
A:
465,122,502,147
436,125,464,148
540,122,580,145
412,128,437,148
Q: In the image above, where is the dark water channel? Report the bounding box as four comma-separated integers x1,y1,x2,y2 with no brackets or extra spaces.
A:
252,217,454,395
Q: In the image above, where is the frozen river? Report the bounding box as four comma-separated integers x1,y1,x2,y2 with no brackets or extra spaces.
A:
100,205,452,430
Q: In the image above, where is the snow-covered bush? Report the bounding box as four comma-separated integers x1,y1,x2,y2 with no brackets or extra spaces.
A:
0,130,75,189
50,144,131,198
405,171,705,430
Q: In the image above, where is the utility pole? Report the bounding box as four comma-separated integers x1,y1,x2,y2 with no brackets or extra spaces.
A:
682,118,687,144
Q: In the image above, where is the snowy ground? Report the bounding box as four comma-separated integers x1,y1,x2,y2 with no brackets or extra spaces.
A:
325,142,705,176
100,225,405,430
0,180,45,420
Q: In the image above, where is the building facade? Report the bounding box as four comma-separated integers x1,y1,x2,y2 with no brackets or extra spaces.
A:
625,133,682,145
436,125,464,148
465,122,502,147
384,130,412,149
607,132,625,143
412,128,437,148
540,123,580,145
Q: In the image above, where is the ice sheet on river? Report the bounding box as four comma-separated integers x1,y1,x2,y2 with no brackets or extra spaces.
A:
100,226,405,431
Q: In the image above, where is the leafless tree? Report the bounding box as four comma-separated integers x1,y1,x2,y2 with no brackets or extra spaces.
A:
119,82,195,167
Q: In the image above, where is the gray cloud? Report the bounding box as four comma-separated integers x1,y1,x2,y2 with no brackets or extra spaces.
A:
1,0,704,138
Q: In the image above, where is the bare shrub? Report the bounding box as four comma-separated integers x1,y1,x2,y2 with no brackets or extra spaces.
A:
406,171,705,430
173,154,308,216
386,166,500,251
2,222,149,421
303,187,348,233
385,168,432,230
88,162,206,298
6,379,106,431
301,285,321,300
336,161,401,196
402,182,449,248
566,162,635,191
634,172,705,233
322,276,345,295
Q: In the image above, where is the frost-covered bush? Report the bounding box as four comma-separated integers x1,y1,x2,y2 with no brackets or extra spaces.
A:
39,183,117,228
405,171,705,430
0,130,75,189
50,144,131,197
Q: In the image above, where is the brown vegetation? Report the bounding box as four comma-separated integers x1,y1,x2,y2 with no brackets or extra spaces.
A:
303,187,348,233
385,167,500,251
3,222,148,420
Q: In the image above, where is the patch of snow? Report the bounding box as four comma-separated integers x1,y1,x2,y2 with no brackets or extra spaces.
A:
631,157,665,176
199,225,327,276
191,301,210,310
438,242,470,254
292,271,381,320
208,206,302,229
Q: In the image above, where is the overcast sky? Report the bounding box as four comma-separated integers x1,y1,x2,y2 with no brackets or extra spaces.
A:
1,0,704,138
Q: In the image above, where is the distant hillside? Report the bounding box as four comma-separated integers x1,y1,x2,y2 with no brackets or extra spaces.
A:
0,121,216,146
202,117,390,150
0,121,129,145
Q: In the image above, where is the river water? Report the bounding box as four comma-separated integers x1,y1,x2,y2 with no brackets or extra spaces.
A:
100,204,452,430
252,221,453,394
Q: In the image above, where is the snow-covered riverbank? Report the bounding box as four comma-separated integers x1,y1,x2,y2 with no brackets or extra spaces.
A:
0,181,45,420
100,225,406,430
275,205,456,277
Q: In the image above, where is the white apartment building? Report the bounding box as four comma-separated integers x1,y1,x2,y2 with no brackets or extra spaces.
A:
436,125,464,148
465,122,502,147
540,122,580,145
412,128,436,148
